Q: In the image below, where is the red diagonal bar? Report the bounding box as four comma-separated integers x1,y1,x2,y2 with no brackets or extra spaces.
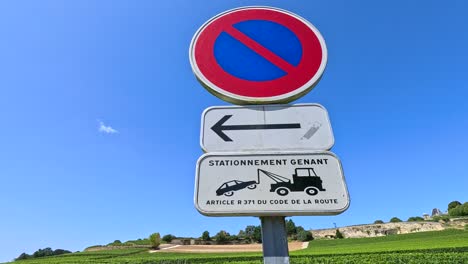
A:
224,26,296,73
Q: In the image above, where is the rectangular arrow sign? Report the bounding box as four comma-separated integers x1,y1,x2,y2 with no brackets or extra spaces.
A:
200,104,334,152
194,151,349,216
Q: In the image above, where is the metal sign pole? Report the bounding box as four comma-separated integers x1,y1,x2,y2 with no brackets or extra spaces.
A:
260,216,290,264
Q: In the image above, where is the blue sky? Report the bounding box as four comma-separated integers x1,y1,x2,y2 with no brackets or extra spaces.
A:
1,0,467,262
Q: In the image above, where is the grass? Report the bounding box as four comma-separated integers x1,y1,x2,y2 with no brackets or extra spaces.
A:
6,229,468,264
299,229,468,255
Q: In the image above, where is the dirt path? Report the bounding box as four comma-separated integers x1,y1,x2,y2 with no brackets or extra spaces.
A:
150,242,305,253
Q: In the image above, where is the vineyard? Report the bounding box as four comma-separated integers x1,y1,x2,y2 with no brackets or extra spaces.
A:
7,229,468,264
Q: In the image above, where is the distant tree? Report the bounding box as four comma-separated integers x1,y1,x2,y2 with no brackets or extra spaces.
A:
123,238,150,246
297,230,313,242
162,234,175,243
374,220,384,224
201,231,211,241
296,226,306,234
448,201,462,211
53,249,71,255
252,226,262,243
245,225,255,243
449,206,461,217
245,225,262,243
149,233,161,249
289,226,306,241
390,217,402,223
245,226,255,237
32,248,54,258
286,219,297,236
16,248,71,261
15,253,31,261
449,202,468,217
214,230,230,244
237,230,246,240
109,240,122,246
407,216,425,222
335,229,344,239
432,215,450,222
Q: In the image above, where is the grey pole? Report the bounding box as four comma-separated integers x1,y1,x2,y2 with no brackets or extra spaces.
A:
260,216,290,264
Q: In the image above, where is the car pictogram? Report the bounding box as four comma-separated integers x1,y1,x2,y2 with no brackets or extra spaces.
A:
216,180,257,196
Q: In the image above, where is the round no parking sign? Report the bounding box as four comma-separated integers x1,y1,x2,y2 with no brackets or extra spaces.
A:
190,6,327,104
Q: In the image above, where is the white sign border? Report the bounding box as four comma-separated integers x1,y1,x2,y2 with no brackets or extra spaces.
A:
189,6,328,105
194,151,350,217
200,103,335,153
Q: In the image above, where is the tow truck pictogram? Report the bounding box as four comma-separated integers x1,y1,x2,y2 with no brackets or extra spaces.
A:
215,168,326,197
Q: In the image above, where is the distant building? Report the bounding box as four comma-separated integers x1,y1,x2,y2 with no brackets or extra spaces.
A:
423,213,430,220
171,238,191,245
431,208,442,217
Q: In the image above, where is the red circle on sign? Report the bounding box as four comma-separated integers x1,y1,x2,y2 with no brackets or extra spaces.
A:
190,6,327,104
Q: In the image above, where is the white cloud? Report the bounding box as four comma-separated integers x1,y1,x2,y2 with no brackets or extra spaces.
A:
98,121,118,134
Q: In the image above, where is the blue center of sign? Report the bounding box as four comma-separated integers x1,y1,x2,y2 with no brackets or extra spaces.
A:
214,20,302,81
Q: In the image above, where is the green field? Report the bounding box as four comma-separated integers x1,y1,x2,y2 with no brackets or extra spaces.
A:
7,229,468,264
301,228,468,254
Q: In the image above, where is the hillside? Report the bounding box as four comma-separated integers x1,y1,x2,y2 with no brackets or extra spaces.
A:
312,218,468,239
6,229,468,264
301,229,468,254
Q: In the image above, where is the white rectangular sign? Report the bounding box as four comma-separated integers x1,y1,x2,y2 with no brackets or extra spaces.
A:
200,104,334,152
195,151,349,216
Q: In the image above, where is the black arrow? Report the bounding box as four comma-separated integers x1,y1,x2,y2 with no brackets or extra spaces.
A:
211,115,301,142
